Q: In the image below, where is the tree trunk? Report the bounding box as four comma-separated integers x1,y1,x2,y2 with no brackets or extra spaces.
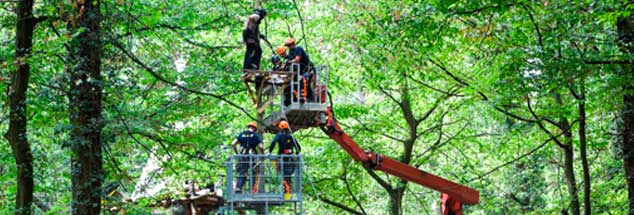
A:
68,1,103,214
562,145,581,215
389,187,406,215
577,88,591,215
5,0,36,214
617,14,634,215
561,120,581,215
625,88,634,215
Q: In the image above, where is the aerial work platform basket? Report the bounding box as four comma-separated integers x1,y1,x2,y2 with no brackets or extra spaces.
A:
222,154,303,215
242,64,329,133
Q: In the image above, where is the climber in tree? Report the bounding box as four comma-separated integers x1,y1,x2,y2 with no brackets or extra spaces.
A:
243,9,267,70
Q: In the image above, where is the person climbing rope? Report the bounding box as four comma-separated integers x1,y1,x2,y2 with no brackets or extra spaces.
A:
242,9,267,70
284,38,314,102
231,122,264,193
268,120,301,195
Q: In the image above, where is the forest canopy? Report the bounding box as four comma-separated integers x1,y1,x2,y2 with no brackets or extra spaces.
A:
1,0,634,215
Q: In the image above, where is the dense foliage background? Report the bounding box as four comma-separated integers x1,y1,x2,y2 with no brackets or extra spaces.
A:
1,0,634,214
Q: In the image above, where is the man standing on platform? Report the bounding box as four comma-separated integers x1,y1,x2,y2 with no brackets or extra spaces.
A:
243,9,267,70
268,120,301,195
231,122,264,193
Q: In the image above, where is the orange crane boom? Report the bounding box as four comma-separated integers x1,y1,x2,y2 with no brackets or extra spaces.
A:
321,107,479,213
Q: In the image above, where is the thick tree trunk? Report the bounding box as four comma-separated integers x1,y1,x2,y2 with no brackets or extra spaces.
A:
577,91,591,215
617,14,634,215
68,1,103,214
5,0,36,214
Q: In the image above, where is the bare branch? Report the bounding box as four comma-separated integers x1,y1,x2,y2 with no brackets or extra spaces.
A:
48,21,74,61
428,58,471,88
405,187,433,214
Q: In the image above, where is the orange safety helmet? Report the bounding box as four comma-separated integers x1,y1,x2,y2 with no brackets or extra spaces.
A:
247,122,258,129
276,46,287,55
284,38,296,46
278,120,289,129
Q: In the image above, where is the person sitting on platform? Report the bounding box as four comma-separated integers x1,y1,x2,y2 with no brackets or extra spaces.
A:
268,120,301,195
231,122,264,193
284,38,314,102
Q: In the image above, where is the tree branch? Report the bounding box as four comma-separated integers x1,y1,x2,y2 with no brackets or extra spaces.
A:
452,3,515,15
584,60,634,65
343,166,367,215
467,123,575,183
377,84,401,105
349,118,406,143
416,119,469,168
110,39,255,120
291,0,308,50
525,94,567,147
364,166,393,192
521,3,544,50
407,75,463,97
428,58,538,123
415,95,444,124
319,197,365,215
112,105,179,175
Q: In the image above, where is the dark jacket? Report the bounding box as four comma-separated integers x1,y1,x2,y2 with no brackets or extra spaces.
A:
236,130,262,154
288,46,312,68
269,132,301,154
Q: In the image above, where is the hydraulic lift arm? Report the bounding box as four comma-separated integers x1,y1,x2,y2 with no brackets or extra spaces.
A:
321,108,479,211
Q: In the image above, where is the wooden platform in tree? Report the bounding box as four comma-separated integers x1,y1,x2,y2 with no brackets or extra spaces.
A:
241,69,294,111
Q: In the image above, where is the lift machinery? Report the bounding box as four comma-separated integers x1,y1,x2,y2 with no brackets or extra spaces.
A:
242,64,479,214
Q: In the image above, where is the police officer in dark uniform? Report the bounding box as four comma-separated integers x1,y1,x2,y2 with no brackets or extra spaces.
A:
231,122,264,193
